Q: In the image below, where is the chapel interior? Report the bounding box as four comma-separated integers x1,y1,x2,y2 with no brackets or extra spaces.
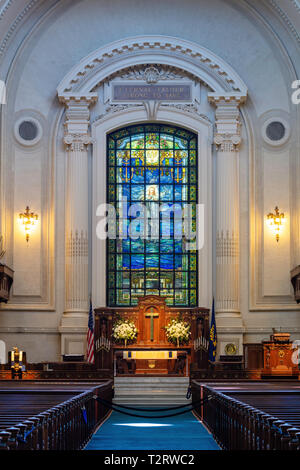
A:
0,0,300,452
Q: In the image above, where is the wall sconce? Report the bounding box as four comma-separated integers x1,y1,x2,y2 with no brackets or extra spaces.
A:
19,206,38,243
266,206,285,242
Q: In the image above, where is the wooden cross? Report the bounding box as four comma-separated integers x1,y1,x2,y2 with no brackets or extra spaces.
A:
145,307,159,341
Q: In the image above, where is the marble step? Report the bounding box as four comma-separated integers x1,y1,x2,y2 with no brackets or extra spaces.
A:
113,376,191,405
115,377,189,382
114,390,190,396
115,375,189,382
114,382,189,390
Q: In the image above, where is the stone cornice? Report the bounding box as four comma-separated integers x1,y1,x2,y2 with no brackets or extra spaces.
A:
58,93,98,106
59,93,98,139
207,92,247,106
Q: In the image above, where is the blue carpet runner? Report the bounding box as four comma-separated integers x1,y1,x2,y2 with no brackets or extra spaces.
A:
85,410,220,450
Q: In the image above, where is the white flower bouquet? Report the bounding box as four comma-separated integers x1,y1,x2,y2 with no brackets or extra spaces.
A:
112,318,138,346
165,318,191,347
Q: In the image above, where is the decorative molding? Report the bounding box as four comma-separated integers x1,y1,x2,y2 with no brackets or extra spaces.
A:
0,0,40,58
118,64,187,83
0,1,15,21
160,103,212,123
208,93,245,152
143,100,160,120
214,134,241,152
64,133,92,151
291,0,300,14
58,94,98,105
93,103,143,123
208,93,247,104
0,326,59,334
57,36,248,95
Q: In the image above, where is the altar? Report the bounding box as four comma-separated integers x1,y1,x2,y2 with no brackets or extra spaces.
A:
94,295,209,377
114,347,190,376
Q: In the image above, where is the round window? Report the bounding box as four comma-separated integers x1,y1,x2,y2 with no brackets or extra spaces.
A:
18,120,38,141
262,117,289,146
14,117,42,146
265,121,285,142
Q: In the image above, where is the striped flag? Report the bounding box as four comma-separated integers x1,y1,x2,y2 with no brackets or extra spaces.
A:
86,300,95,364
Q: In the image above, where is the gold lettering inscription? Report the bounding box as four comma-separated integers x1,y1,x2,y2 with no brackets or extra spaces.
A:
113,85,191,101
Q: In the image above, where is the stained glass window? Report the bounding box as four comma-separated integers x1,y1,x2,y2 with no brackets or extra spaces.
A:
107,124,198,306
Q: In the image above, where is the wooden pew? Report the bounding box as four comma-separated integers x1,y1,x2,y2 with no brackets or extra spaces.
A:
192,381,300,450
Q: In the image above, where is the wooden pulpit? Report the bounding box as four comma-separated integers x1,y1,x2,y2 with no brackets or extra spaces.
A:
94,295,209,377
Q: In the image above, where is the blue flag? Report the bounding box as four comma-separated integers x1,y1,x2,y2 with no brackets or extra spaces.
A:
81,405,88,424
208,298,217,362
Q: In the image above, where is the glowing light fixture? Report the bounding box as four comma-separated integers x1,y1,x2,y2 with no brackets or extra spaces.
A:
266,206,285,242
19,206,38,243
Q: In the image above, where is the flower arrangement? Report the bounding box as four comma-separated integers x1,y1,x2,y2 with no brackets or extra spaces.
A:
164,317,191,347
112,318,138,347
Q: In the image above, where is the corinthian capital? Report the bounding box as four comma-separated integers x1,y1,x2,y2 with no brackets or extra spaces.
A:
214,133,241,152
64,133,93,151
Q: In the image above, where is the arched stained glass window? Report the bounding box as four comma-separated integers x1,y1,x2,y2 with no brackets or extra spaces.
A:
107,124,198,306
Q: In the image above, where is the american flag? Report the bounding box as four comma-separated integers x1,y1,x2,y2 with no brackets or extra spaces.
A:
86,300,95,364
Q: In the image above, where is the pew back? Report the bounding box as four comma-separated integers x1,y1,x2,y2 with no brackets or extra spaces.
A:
0,380,113,450
192,381,300,450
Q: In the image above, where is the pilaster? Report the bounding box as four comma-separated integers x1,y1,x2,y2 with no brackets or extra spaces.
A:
58,93,97,355
208,93,247,355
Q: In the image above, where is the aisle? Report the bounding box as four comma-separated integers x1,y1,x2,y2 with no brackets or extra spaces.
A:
85,409,220,450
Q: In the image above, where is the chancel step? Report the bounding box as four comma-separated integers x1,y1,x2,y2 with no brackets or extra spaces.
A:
113,377,191,405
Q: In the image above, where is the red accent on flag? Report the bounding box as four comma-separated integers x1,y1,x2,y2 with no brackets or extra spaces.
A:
86,301,95,364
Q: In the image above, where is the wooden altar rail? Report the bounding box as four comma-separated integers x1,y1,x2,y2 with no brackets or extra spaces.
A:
0,381,113,450
192,382,300,450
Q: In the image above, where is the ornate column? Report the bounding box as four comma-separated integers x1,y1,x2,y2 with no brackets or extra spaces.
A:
58,93,97,355
208,93,246,354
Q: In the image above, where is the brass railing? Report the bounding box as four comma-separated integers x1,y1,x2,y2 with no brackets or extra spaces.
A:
0,381,113,450
192,382,300,450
